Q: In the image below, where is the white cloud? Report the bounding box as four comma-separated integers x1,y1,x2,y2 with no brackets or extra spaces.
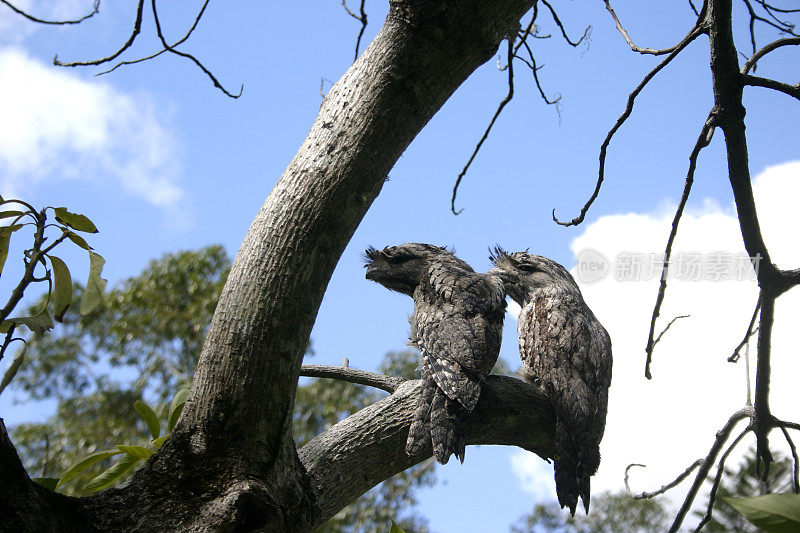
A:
0,47,184,208
510,162,800,507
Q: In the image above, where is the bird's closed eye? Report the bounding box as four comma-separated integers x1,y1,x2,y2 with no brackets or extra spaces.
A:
518,263,539,273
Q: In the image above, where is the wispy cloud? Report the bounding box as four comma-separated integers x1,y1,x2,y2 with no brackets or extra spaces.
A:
510,161,800,504
0,47,185,209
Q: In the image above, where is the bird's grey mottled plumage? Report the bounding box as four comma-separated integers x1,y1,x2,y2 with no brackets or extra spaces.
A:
490,248,612,516
364,243,506,464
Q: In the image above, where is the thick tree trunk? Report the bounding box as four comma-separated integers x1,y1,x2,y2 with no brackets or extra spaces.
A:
1,1,556,530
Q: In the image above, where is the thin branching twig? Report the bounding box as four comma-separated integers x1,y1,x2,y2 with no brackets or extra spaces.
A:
150,0,242,98
626,459,704,499
644,114,716,379
553,23,705,227
97,0,211,76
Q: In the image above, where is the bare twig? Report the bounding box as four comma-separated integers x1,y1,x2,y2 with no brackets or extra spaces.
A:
644,114,716,379
626,459,704,498
517,39,563,113
604,0,702,55
688,0,701,17
300,364,404,393
729,296,761,362
742,37,800,74
540,0,590,47
97,0,211,76
54,0,145,67
1,0,99,25
553,24,705,227
649,314,691,353
451,39,514,215
341,0,368,63
150,0,242,98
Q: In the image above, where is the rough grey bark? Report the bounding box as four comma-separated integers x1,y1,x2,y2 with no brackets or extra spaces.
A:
0,1,560,531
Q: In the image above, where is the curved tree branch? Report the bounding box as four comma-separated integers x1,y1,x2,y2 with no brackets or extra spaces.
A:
299,375,554,527
1,0,99,25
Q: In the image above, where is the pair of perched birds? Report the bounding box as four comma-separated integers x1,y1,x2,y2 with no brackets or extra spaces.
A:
363,243,612,516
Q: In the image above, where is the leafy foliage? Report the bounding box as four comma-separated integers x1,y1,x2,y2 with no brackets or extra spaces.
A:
52,390,185,493
0,199,104,395
10,246,436,528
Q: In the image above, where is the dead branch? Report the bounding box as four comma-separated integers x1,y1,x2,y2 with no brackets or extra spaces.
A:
648,314,691,356
1,0,99,25
644,114,716,379
97,0,211,76
604,0,703,55
742,36,800,73
553,23,705,227
626,459,704,498
540,0,590,47
299,364,404,393
149,0,241,98
451,39,515,215
54,0,145,67
743,74,800,99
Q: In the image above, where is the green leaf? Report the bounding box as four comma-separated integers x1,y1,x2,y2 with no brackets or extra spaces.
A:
0,210,23,219
116,445,153,460
3,310,54,335
32,477,60,491
53,207,98,233
65,231,92,251
80,251,107,315
0,224,24,237
83,453,141,493
57,449,124,488
723,493,800,532
0,230,10,277
151,436,168,450
0,342,26,395
389,520,406,533
48,255,73,322
168,388,190,431
134,400,160,440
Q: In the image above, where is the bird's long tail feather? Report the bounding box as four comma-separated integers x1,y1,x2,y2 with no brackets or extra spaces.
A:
430,388,468,464
406,373,438,457
553,419,598,516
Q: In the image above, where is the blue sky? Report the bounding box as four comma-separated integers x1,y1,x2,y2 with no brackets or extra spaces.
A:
1,1,799,531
